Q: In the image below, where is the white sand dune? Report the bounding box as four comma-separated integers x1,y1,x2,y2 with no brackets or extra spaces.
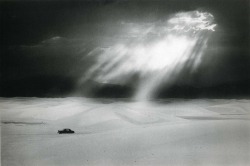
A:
1,97,250,166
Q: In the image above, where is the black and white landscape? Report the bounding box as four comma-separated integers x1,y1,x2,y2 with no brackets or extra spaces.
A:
1,0,250,165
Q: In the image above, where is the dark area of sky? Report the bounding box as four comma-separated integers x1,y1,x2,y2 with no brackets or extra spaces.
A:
0,0,249,98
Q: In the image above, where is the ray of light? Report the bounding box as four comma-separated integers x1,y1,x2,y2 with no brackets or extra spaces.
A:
79,11,216,100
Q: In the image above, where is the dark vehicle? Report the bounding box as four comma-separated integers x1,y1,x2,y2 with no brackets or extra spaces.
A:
58,128,75,134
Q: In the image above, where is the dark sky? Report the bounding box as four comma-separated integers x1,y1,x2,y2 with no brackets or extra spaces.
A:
1,0,249,98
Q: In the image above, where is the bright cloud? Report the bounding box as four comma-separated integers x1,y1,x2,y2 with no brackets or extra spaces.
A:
80,11,216,100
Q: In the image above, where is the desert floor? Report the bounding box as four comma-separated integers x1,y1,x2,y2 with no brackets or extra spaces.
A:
1,97,250,166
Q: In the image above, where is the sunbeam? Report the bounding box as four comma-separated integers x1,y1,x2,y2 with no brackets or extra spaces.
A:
80,11,216,100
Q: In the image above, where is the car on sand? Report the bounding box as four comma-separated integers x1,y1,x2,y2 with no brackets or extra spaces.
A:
58,128,75,134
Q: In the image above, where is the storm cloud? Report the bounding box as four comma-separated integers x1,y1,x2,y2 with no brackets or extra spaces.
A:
1,0,249,98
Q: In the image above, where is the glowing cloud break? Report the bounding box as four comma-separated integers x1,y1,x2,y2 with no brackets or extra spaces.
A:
80,11,216,100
